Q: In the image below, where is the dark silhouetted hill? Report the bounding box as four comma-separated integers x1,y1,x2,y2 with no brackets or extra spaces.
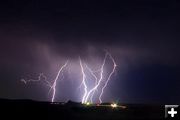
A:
0,98,164,119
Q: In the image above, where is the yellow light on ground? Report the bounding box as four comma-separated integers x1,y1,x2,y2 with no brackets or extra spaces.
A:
86,102,90,106
111,103,118,108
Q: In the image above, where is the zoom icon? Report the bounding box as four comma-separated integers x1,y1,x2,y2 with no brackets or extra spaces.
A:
165,105,179,119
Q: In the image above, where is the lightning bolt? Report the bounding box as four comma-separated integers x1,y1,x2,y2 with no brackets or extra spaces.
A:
21,61,69,102
80,51,117,104
50,60,69,102
21,51,117,104
99,52,117,103
83,53,108,103
85,64,98,103
21,73,51,87
79,57,88,104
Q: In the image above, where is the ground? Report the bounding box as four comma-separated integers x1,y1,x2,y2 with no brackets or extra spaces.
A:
0,99,164,119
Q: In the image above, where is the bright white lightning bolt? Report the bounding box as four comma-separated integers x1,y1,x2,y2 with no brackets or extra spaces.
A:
99,52,117,103
85,64,98,103
21,61,69,102
79,51,117,104
83,53,108,103
50,60,69,102
79,57,88,104
21,51,117,104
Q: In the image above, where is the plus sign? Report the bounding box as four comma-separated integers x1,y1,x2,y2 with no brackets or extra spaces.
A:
168,108,177,117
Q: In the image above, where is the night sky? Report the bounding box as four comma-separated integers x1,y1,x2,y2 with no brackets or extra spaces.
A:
0,0,179,104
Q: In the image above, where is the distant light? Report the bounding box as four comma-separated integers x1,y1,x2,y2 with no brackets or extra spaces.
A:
86,102,90,106
111,103,118,108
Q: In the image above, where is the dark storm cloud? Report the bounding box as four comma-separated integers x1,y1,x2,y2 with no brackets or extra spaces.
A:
0,0,178,64
0,0,179,103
